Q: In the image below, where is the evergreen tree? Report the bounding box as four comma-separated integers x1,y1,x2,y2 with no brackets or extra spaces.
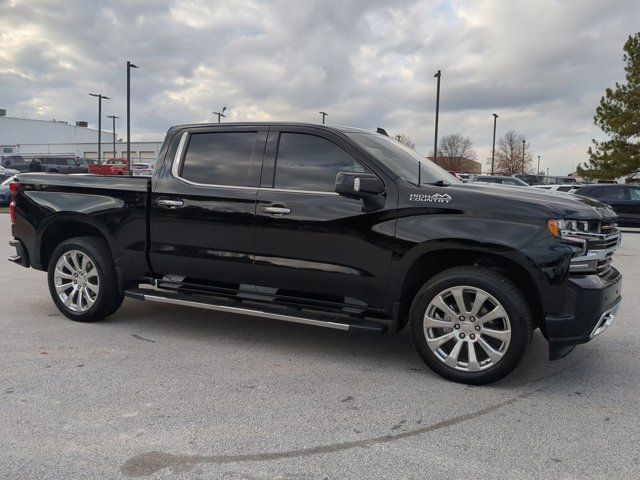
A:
579,33,640,179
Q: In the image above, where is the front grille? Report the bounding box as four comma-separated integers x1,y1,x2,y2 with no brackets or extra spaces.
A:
569,222,620,276
587,236,620,250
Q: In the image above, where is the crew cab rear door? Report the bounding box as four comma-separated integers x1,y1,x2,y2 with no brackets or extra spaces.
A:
251,126,395,311
149,126,266,290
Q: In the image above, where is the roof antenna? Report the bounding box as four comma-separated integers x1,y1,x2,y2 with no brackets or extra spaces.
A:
418,161,421,187
376,127,389,136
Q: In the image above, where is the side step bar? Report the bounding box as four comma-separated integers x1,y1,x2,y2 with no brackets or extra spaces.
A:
124,287,386,333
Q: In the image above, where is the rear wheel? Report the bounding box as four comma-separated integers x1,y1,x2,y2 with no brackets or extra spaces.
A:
47,236,124,322
410,266,533,384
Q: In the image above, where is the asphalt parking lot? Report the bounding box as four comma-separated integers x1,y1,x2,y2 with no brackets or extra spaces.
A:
1,214,639,480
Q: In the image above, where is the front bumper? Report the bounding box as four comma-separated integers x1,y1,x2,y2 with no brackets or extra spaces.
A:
544,269,622,360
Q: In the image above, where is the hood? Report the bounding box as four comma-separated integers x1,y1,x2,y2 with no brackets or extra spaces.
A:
404,182,617,221
461,183,616,219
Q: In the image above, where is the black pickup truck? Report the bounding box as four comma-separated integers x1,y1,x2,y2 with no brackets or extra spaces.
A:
8,123,623,384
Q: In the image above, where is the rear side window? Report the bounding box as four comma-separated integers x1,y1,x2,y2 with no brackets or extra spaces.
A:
629,187,640,201
274,133,366,192
180,132,257,186
601,187,628,200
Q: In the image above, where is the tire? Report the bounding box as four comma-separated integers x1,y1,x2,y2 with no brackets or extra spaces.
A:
47,236,124,322
410,266,533,385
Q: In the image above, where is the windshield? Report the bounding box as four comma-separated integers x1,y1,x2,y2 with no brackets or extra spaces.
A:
1,176,16,185
345,132,461,186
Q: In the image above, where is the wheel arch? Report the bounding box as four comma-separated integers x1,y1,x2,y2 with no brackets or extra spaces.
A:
392,245,544,331
37,215,114,271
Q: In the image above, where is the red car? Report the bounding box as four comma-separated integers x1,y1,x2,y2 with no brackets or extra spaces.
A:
88,159,128,176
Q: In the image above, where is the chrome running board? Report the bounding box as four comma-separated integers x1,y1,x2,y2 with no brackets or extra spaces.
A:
124,287,386,333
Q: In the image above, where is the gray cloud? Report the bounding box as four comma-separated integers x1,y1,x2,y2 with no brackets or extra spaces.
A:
0,0,637,174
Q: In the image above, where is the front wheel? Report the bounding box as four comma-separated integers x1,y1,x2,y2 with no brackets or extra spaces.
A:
410,266,533,385
47,236,124,322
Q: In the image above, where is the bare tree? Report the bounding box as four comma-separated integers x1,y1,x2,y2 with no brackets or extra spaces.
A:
395,133,416,150
435,134,478,171
491,130,534,176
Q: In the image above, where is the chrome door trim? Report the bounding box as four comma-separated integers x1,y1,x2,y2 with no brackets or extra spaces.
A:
157,199,184,208
262,206,291,215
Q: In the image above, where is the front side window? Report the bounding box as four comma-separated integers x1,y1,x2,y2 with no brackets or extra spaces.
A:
629,187,640,201
274,133,366,192
579,187,601,198
180,131,257,186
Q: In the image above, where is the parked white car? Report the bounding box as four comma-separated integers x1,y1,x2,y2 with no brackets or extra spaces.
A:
131,163,155,176
533,184,575,193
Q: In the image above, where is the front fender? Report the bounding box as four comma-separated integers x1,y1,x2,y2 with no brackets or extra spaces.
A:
385,212,575,317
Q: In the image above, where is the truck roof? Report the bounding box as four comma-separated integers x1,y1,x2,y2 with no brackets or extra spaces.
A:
168,122,374,135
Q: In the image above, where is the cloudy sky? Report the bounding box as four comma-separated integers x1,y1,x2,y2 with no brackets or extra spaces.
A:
1,0,637,174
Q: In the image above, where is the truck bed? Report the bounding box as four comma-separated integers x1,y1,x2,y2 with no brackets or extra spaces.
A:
16,173,149,192
11,173,150,282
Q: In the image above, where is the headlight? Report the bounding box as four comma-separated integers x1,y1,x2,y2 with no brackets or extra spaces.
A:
547,219,589,237
547,219,587,255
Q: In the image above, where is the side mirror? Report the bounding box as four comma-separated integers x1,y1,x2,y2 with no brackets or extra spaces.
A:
335,172,384,198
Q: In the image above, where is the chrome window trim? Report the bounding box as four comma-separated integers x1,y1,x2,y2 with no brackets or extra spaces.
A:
170,130,339,195
265,187,338,196
170,131,189,180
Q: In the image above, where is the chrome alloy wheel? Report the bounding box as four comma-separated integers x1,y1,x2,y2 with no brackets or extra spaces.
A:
424,286,511,372
53,250,100,313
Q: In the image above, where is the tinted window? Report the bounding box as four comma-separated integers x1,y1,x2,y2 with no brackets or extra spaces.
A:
557,186,573,192
274,133,366,192
180,132,257,186
579,187,603,198
601,187,629,200
629,187,640,201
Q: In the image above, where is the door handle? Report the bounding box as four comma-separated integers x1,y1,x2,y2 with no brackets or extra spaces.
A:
262,206,291,215
157,199,184,208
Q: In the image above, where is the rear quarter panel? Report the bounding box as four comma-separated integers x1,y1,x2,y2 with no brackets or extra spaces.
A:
12,173,150,282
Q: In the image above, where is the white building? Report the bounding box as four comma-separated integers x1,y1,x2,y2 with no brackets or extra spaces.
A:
0,113,162,163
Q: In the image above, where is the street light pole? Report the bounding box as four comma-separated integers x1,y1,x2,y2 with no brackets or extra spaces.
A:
491,113,498,175
319,111,328,124
89,93,110,165
212,107,227,123
433,70,441,160
127,61,138,174
107,115,119,161
522,139,526,175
